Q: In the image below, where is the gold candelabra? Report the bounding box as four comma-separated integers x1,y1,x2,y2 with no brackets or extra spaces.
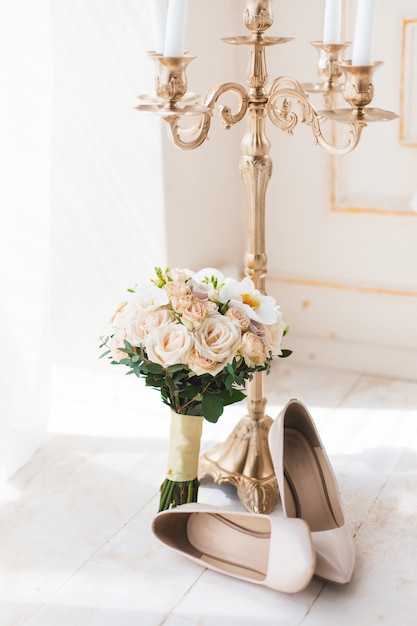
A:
137,0,396,514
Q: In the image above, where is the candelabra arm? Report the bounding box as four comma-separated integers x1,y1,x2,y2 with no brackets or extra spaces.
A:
204,82,249,129
268,78,366,156
163,81,248,150
164,111,212,151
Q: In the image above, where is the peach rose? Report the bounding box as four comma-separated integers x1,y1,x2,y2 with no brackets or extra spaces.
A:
188,349,219,376
163,280,192,299
226,306,250,331
180,300,211,330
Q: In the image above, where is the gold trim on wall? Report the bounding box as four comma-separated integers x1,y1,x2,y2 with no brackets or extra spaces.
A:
329,16,417,218
270,276,417,299
399,17,417,147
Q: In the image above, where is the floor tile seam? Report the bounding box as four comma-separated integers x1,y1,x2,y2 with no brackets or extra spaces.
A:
351,454,403,541
333,371,364,411
19,494,158,625
299,582,327,624
157,569,206,626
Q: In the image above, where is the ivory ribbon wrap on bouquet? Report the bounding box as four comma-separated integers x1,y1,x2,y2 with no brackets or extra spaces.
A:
166,411,204,482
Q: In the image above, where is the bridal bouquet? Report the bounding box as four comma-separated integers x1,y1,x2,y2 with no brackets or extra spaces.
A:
100,267,290,510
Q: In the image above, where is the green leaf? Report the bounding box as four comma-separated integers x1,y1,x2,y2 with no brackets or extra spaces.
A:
280,349,293,358
167,364,188,374
221,389,246,406
201,393,224,423
145,362,165,374
226,362,234,375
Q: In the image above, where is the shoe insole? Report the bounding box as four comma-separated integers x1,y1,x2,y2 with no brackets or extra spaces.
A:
284,428,338,533
186,513,270,581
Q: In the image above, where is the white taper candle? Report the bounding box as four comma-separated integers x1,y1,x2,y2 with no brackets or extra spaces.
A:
163,0,188,58
151,0,168,54
323,0,342,44
351,0,377,66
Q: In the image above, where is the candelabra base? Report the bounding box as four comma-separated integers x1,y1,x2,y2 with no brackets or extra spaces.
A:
198,414,279,514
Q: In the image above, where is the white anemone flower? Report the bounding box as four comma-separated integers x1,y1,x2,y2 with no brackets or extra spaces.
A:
129,281,169,310
192,267,226,285
219,276,277,325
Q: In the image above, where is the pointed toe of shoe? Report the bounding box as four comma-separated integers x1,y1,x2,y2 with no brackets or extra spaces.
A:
312,525,356,584
265,516,316,593
152,504,315,594
268,399,356,585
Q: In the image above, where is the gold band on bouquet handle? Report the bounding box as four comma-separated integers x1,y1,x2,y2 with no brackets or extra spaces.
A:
137,0,397,513
167,411,203,482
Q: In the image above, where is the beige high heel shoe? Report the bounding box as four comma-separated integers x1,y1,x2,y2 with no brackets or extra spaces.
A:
152,503,316,593
268,399,355,584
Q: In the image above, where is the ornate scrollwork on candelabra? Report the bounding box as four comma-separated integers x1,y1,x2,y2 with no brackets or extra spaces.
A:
162,82,249,150
267,76,366,156
136,0,397,514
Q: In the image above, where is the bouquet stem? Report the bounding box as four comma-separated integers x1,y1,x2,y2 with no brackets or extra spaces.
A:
158,477,200,511
158,411,203,511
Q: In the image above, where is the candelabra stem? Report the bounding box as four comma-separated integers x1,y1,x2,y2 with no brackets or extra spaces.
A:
199,86,279,515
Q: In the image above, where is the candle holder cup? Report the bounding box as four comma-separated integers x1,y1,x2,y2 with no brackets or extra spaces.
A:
311,41,350,91
338,59,382,116
244,0,274,34
153,54,195,104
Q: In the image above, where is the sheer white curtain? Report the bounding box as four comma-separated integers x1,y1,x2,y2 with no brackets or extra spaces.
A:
0,1,52,481
0,0,242,482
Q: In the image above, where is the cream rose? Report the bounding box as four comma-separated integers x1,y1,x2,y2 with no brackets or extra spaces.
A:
110,301,139,330
264,311,286,353
226,306,250,331
238,332,268,367
145,322,193,367
109,328,128,363
192,314,241,375
126,307,175,347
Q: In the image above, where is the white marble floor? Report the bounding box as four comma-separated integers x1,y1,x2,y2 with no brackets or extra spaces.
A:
1,361,417,626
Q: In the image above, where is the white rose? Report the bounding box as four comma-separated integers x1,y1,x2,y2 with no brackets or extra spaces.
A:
145,322,193,367
238,332,267,367
126,307,175,347
193,314,241,375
